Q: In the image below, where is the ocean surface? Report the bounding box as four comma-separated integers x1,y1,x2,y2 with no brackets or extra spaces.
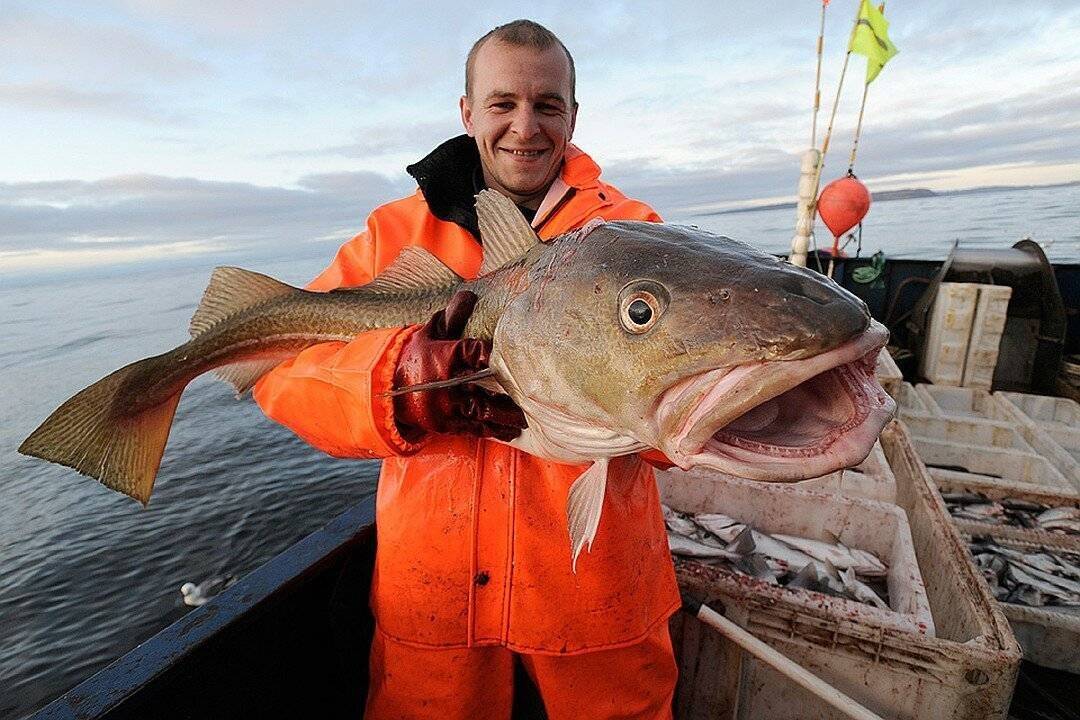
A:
1,183,1078,717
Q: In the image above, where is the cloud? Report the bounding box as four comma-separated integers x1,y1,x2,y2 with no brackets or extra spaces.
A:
0,171,412,273
0,83,190,124
0,7,210,84
265,121,462,159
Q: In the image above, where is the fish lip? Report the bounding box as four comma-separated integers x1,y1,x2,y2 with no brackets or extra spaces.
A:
658,321,895,479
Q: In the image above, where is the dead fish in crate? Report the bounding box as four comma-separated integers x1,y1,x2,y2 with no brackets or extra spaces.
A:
686,510,886,577
969,537,1080,608
1036,507,1080,535
663,505,891,610
943,492,1080,536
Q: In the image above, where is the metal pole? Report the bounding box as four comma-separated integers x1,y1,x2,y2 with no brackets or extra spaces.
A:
693,603,886,720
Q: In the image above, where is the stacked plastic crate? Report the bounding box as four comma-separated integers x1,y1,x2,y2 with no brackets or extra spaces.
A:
894,384,1080,672
661,420,1022,719
920,282,1012,390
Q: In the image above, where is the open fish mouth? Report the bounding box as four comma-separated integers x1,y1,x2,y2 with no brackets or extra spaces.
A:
660,321,895,480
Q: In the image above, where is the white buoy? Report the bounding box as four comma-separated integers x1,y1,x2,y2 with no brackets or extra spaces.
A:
789,148,820,268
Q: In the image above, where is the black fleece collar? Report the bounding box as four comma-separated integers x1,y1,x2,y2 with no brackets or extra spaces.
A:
406,135,484,240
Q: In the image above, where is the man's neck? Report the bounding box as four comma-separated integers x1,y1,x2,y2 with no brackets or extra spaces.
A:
480,168,550,211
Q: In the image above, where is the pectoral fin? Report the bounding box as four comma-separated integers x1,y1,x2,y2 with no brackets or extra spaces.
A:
567,458,609,573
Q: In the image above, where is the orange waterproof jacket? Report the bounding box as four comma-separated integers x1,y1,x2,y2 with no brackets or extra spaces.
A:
254,141,681,654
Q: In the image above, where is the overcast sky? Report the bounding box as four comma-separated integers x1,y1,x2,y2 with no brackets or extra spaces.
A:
3,0,1079,275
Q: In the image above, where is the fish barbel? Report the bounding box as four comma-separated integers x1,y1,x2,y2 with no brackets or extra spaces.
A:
20,191,895,568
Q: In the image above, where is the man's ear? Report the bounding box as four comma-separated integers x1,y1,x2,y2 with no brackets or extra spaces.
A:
460,96,475,137
568,102,579,140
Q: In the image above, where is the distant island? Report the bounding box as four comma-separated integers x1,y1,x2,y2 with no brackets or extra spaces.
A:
700,179,1079,217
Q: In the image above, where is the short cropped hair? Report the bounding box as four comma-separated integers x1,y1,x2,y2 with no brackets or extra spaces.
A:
465,19,577,104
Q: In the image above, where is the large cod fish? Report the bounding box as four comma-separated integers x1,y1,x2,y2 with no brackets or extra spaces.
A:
20,190,896,567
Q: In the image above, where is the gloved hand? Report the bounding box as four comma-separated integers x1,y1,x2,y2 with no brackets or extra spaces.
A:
393,290,527,443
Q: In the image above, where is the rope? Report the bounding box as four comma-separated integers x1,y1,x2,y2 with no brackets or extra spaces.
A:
849,4,887,174
848,81,871,173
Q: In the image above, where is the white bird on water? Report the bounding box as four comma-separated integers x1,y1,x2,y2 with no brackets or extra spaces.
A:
180,576,235,607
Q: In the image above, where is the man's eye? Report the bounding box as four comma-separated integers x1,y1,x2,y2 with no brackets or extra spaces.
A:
537,104,562,115
491,102,513,111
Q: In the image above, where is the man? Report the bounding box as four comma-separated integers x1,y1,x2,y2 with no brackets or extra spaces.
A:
254,20,680,720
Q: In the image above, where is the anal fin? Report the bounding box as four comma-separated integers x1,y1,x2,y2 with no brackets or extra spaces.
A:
567,458,609,573
214,358,290,396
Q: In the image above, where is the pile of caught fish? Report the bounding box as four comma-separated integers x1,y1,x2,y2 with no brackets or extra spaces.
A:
663,505,890,610
969,537,1080,609
942,492,1080,536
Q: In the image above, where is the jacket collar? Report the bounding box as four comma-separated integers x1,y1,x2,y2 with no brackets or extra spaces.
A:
406,135,484,239
406,135,601,239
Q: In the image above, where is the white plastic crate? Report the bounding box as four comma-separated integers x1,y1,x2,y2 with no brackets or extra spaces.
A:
669,421,1021,720
997,391,1080,426
914,384,1014,421
995,391,1080,490
929,466,1070,501
956,529,1080,673
909,436,1074,492
660,470,932,635
997,391,1080,460
920,282,979,386
900,410,1034,451
797,439,897,503
932,471,1080,549
961,285,1012,389
895,382,931,413
875,347,903,398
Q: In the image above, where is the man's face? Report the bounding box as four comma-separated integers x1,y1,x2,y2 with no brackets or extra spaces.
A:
461,40,577,209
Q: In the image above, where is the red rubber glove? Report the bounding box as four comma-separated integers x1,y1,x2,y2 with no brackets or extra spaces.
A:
393,290,527,443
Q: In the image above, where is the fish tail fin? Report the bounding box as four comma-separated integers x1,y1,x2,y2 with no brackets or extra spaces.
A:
18,361,182,505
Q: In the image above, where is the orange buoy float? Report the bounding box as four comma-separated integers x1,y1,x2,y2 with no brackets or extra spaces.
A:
817,175,872,240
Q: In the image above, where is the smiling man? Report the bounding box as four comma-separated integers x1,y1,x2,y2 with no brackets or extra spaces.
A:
462,33,576,210
254,19,680,720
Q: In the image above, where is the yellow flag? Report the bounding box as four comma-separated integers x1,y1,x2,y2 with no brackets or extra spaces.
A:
849,0,898,83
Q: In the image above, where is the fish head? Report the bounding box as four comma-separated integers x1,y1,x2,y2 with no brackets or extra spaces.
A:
490,220,895,480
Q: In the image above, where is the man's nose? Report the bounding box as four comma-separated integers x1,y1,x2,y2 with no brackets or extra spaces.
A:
509,108,540,139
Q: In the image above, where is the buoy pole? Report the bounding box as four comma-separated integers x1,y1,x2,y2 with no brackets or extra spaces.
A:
791,1,829,268
810,1,827,149
789,149,820,268
848,81,871,174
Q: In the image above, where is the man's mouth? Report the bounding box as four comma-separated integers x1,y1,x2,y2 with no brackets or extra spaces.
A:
657,321,896,480
501,147,548,159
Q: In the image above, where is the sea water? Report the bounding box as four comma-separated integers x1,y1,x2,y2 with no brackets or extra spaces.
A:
1,183,1077,717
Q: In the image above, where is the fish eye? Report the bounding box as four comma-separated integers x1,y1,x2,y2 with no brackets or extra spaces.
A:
628,299,652,325
618,281,668,334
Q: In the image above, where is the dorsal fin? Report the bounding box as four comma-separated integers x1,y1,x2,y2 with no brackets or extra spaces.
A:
476,189,540,276
365,246,462,293
190,267,296,338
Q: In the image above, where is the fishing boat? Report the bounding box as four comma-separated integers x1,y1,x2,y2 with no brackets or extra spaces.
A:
20,2,1080,716
23,247,1079,720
